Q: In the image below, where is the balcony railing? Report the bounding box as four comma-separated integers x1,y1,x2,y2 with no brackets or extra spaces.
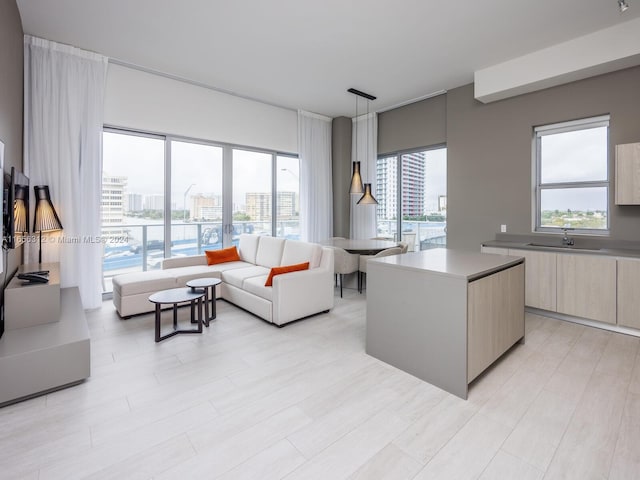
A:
101,220,300,293
375,219,447,250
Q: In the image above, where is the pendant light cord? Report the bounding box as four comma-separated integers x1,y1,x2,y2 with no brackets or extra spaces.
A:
354,95,358,165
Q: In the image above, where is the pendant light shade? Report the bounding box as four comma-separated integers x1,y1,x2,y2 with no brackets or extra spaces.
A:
348,88,379,205
349,161,364,194
357,183,378,205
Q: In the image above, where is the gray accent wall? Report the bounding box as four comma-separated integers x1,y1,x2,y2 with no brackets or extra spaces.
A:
0,0,24,278
332,116,351,237
369,65,640,252
447,66,640,251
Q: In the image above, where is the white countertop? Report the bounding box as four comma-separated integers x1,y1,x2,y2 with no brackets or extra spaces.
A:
371,248,523,280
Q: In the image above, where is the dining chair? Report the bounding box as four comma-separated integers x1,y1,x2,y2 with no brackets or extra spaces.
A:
358,247,403,293
330,247,359,298
401,233,417,252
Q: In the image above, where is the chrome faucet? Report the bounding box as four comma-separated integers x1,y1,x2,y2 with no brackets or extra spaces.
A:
562,228,575,246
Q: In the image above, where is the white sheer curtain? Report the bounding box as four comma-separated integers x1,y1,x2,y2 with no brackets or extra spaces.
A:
298,110,333,242
350,112,377,239
24,35,108,309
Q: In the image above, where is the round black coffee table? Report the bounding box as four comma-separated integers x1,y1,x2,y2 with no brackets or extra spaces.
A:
148,287,205,342
186,278,222,327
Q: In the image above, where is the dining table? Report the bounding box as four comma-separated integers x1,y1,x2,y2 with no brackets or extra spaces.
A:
320,238,399,255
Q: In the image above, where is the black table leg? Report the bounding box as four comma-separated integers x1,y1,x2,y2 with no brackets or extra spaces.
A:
155,303,161,342
203,288,210,327
211,285,217,320
154,295,206,342
173,303,178,329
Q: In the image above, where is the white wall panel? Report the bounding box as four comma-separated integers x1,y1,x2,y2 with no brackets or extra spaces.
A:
475,17,640,104
104,64,298,153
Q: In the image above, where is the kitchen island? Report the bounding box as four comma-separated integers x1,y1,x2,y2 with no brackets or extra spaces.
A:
366,248,524,399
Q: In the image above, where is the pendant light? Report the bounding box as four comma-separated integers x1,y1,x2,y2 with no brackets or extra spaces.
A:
348,91,364,194
348,88,378,205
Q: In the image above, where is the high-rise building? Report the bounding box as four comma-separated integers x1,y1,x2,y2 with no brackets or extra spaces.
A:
246,192,271,221
190,194,222,220
125,193,143,212
144,194,164,211
401,152,426,217
245,192,297,221
376,152,426,219
376,158,397,220
101,175,127,225
276,192,297,219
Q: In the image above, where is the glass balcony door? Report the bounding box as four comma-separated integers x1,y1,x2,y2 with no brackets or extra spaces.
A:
376,147,447,251
170,141,224,259
400,148,447,251
231,149,273,242
101,130,165,293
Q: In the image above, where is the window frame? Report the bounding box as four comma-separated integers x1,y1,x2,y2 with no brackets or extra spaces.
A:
375,144,447,245
533,115,610,235
101,126,299,296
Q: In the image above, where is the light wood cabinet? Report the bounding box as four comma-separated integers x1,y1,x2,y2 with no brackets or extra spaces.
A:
508,248,557,311
468,263,525,382
557,254,616,324
617,258,640,329
615,142,640,205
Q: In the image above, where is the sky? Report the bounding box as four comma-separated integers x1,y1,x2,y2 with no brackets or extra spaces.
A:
539,125,608,211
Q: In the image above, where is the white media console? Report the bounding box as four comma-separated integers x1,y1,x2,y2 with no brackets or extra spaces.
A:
0,263,90,407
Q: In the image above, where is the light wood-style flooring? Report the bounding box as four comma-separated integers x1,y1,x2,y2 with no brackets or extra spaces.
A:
1,289,639,479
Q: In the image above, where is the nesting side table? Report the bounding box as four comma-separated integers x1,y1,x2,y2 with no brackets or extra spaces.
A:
148,288,205,342
186,278,222,327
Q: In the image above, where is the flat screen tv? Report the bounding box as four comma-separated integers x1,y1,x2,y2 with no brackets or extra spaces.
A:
3,166,30,250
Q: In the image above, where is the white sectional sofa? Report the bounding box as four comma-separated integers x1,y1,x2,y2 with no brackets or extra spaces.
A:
112,235,334,326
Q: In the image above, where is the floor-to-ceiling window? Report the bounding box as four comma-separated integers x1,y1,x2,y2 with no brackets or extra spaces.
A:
170,140,224,258
276,154,300,239
376,146,447,250
101,129,298,294
101,130,165,292
232,149,273,237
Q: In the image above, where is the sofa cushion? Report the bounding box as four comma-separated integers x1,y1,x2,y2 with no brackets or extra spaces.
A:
265,262,309,287
205,246,241,265
222,265,271,289
238,234,260,264
112,270,176,296
162,255,206,269
255,236,286,268
165,261,250,285
281,240,323,269
242,276,273,301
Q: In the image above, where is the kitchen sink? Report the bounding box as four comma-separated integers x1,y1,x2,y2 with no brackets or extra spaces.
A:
526,242,601,251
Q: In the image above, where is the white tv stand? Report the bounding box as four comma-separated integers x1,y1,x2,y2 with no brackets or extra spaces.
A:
0,263,90,407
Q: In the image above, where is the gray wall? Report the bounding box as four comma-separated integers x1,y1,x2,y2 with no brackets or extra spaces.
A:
378,93,446,155
447,66,640,251
0,0,24,278
332,116,351,237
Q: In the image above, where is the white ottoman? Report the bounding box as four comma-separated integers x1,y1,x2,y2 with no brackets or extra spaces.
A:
112,270,177,318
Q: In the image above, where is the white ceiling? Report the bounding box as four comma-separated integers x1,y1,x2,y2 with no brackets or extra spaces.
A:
16,0,640,118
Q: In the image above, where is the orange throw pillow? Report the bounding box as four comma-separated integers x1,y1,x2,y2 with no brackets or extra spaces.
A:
205,246,241,265
264,262,310,287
